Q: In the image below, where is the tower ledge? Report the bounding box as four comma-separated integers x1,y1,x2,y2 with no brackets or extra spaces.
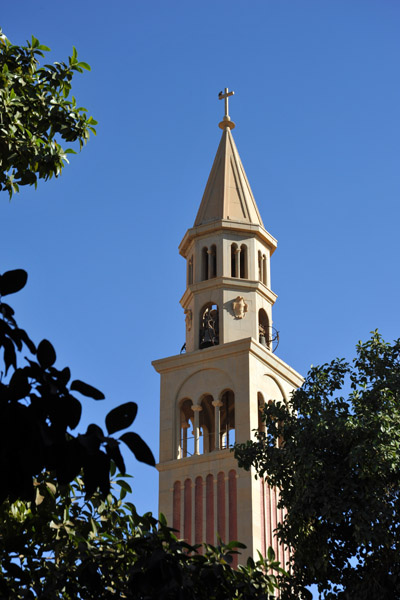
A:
179,219,277,258
152,336,303,390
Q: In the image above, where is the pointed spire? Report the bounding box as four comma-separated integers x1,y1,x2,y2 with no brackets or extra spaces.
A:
194,95,264,227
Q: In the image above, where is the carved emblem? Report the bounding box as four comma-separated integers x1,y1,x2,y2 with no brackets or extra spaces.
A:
232,296,248,319
184,308,192,331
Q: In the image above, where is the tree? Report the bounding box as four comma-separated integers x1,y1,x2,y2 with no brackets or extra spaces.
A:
0,469,284,599
235,332,400,600
0,268,155,503
0,30,96,198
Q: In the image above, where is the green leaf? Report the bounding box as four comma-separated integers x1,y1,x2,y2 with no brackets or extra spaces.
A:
267,546,275,562
77,62,91,71
115,479,132,493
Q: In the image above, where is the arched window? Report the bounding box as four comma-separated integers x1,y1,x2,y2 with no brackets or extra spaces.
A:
258,309,270,349
210,244,217,278
231,243,238,277
220,390,235,448
199,395,215,453
240,244,248,279
188,256,193,285
258,251,262,281
202,247,209,281
199,304,219,349
258,392,265,434
262,254,267,285
179,398,194,458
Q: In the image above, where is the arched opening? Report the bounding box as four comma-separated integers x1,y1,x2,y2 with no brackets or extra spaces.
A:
258,250,262,281
210,245,217,278
220,390,235,448
262,254,267,285
231,243,238,277
188,256,193,285
258,309,270,349
202,247,209,281
240,244,248,279
199,304,219,349
258,392,265,434
179,398,194,458
199,395,215,453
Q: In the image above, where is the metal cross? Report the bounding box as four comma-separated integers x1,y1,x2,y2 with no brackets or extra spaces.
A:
218,87,235,118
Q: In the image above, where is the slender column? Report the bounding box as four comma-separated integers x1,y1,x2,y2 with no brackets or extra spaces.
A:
212,399,223,450
234,248,240,278
181,422,189,458
192,405,202,455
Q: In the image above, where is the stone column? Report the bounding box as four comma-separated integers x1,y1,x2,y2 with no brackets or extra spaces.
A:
192,405,202,455
212,399,223,450
181,421,190,458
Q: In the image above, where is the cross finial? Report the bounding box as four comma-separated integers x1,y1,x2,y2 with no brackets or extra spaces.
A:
218,87,236,130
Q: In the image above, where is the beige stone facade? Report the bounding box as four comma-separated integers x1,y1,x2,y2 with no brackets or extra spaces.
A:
153,101,303,565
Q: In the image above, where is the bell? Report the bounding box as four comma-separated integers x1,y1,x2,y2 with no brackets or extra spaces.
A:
200,328,214,349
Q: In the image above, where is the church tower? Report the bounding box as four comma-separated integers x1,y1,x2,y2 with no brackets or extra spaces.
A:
153,90,303,565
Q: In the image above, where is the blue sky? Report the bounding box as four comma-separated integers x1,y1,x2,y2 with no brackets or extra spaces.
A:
1,0,399,536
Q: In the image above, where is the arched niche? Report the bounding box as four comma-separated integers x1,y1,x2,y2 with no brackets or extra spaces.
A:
199,303,219,349
178,398,194,458
219,389,235,448
258,308,270,349
199,394,215,453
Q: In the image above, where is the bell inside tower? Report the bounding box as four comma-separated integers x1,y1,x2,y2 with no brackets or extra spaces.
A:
199,303,219,349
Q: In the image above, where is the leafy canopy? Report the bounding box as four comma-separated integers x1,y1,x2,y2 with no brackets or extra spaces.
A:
0,469,284,599
235,332,400,600
0,269,155,503
0,30,97,198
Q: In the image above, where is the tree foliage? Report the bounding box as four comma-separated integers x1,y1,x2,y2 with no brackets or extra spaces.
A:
0,269,155,503
235,332,400,600
0,470,283,599
0,30,97,197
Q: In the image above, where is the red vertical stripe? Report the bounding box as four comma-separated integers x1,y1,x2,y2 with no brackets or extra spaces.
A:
173,480,181,536
184,478,192,544
228,470,238,568
206,474,214,544
217,471,226,541
266,483,272,550
260,478,266,558
271,486,278,559
195,476,203,547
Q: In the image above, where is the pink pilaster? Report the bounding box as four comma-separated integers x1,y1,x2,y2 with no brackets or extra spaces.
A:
173,480,181,536
195,476,203,547
206,473,214,544
217,471,226,541
184,478,192,544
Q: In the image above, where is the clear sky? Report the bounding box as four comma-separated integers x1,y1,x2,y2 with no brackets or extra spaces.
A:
1,0,399,533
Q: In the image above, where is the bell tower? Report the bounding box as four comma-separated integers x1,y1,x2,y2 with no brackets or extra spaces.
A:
153,90,303,565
